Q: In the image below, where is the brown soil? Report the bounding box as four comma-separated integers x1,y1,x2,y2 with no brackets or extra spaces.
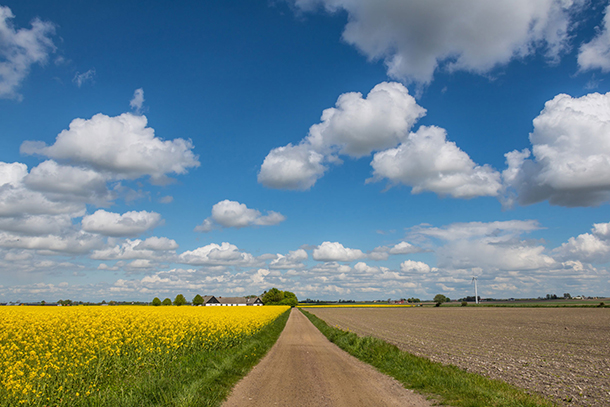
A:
306,307,610,407
222,308,433,407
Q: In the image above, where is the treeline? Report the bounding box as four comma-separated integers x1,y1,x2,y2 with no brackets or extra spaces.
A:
151,294,192,306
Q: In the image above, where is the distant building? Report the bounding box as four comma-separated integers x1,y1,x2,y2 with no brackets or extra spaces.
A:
206,296,263,306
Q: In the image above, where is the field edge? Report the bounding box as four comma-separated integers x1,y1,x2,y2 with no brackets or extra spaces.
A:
300,308,556,407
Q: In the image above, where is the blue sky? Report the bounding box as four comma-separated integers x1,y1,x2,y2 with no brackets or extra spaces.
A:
1,0,610,302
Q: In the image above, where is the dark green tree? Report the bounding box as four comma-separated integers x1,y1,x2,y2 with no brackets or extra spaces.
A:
262,288,284,304
434,294,449,306
279,291,298,307
152,297,162,306
192,294,204,306
162,298,172,306
174,294,187,306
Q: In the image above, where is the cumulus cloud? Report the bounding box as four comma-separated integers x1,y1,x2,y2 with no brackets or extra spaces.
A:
82,210,162,237
292,0,581,84
313,241,366,262
0,230,104,254
194,200,285,232
178,242,257,266
20,113,200,183
400,260,431,274
554,222,610,263
24,160,112,205
410,220,555,272
0,6,56,100
258,142,327,190
259,82,424,190
0,162,84,217
269,249,308,269
503,92,610,207
368,241,423,260
130,88,145,114
306,82,426,157
578,4,610,72
91,237,177,261
369,126,502,198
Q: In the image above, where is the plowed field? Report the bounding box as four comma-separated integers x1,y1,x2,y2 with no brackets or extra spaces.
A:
306,307,610,407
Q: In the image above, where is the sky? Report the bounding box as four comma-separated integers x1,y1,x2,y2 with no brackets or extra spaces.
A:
1,0,610,303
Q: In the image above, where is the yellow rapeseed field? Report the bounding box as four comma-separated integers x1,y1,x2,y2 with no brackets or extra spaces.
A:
0,305,288,405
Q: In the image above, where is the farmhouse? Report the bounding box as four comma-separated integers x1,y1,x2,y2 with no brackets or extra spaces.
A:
201,296,263,306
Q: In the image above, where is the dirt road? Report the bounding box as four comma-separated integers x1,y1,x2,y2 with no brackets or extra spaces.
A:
222,308,432,407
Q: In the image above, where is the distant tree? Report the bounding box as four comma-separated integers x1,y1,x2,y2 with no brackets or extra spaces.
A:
152,297,162,306
192,294,204,306
101,300,107,304
434,294,449,306
407,297,420,303
173,294,187,306
262,288,284,305
40,300,46,306
162,298,172,306
109,300,116,306
563,293,572,299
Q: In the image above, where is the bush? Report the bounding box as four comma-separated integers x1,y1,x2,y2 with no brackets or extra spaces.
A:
461,301,467,307
152,297,162,306
192,294,204,306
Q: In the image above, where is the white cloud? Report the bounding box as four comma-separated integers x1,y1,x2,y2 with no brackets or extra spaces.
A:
269,248,308,269
313,241,367,262
0,230,104,254
0,162,84,217
259,82,425,190
503,92,610,207
24,160,112,205
0,214,72,236
20,113,200,183
306,82,426,157
369,125,502,198
195,200,285,232
258,143,327,190
178,242,256,266
368,241,423,260
134,236,178,251
130,88,145,114
400,260,431,274
72,69,96,87
91,237,177,261
578,4,610,72
82,210,162,237
389,241,422,255
412,220,541,241
554,222,610,263
0,6,56,100
293,0,581,84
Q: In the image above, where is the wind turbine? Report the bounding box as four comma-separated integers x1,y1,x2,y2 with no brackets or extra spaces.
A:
472,276,479,304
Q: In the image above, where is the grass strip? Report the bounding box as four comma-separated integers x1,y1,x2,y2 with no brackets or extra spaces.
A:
77,309,290,407
301,309,555,407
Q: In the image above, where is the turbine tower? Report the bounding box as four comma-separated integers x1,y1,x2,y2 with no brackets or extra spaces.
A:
472,276,478,304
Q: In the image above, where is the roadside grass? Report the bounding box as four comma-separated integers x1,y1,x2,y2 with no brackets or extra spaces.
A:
301,309,554,407
15,309,290,407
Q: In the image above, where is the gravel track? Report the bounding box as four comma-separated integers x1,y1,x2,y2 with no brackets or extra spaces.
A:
222,308,433,407
306,307,610,407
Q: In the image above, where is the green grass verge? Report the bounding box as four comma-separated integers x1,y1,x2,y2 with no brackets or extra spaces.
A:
49,309,290,407
301,309,555,407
